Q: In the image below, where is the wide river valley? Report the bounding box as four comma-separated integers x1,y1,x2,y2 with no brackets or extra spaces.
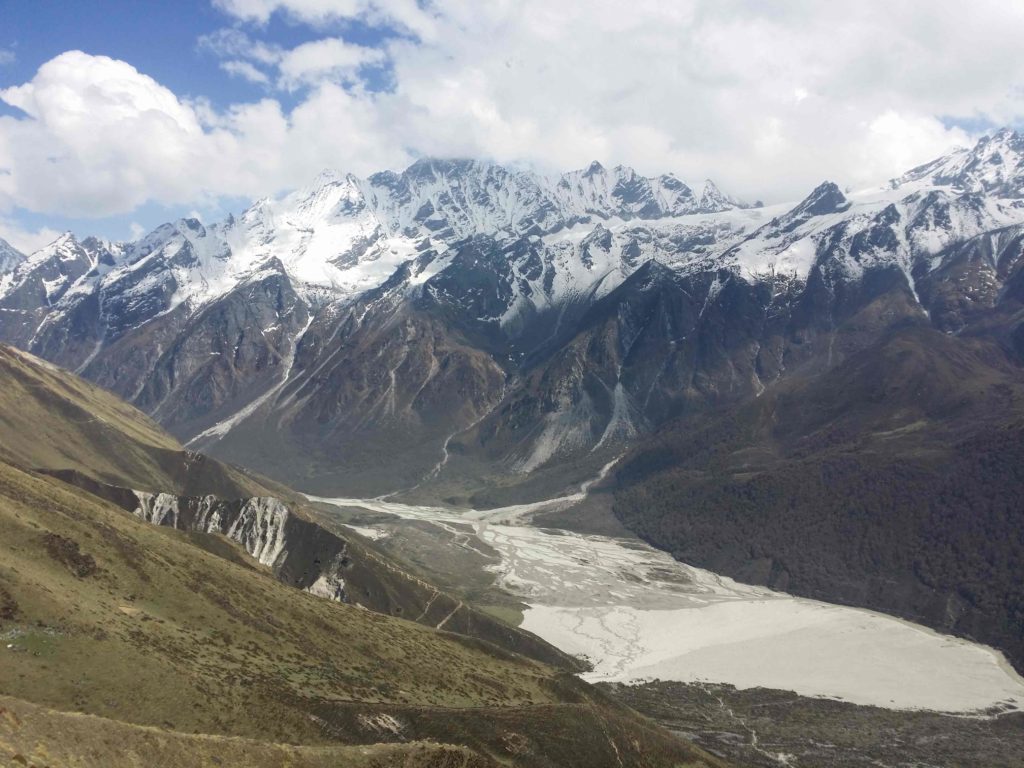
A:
310,487,1024,715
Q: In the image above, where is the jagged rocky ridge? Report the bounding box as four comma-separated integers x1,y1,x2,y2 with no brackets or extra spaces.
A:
2,132,1024,501
0,159,761,494
0,237,24,276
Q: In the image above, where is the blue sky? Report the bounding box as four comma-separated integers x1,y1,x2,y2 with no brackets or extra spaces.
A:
3,2,239,108
0,0,406,246
1,2,215,240
0,0,399,110
1,0,1022,253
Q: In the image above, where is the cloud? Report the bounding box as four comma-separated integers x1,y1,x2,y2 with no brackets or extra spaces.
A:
200,28,382,90
0,48,14,66
0,217,61,254
198,28,280,66
213,0,438,39
277,38,385,90
3,1,1024,221
362,0,1009,200
0,52,209,216
0,50,409,217
213,0,363,25
221,59,271,85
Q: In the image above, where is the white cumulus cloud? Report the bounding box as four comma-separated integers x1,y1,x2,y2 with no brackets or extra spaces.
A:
277,38,385,90
2,1,1024,222
212,0,439,39
0,52,207,216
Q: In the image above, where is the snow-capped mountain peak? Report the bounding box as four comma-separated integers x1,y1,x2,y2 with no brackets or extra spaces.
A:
893,128,1024,198
6,138,1024,510
555,162,745,221
724,181,851,278
308,167,349,188
787,181,850,220
0,231,112,311
29,231,82,263
7,141,1023,347
0,237,25,275
694,178,744,213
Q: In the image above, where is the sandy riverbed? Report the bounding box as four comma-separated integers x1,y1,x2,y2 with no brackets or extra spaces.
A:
310,492,1024,714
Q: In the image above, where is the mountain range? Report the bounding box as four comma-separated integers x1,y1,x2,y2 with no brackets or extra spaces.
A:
0,159,757,498
3,129,1024,672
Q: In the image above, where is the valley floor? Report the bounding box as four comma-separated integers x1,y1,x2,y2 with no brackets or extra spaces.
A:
309,488,1024,715
601,680,1024,768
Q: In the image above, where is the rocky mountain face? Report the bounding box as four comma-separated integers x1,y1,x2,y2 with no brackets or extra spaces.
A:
614,323,1024,672
131,492,349,601
0,158,763,496
604,131,1024,672
0,237,24,275
3,130,1024,680
2,133,1024,504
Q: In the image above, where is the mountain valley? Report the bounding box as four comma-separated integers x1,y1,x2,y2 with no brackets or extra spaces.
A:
0,343,721,767
4,130,1024,766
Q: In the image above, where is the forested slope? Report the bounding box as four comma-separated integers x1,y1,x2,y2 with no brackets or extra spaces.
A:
614,326,1024,671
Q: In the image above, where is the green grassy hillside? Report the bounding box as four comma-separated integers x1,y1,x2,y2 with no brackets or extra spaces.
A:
0,344,725,766
0,694,492,768
0,345,274,499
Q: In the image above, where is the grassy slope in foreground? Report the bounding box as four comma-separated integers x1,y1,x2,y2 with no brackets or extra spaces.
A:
0,460,719,766
0,344,724,767
0,694,490,768
0,344,276,499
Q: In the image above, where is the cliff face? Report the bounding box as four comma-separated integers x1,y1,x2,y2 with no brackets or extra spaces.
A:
84,479,579,671
132,493,349,602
